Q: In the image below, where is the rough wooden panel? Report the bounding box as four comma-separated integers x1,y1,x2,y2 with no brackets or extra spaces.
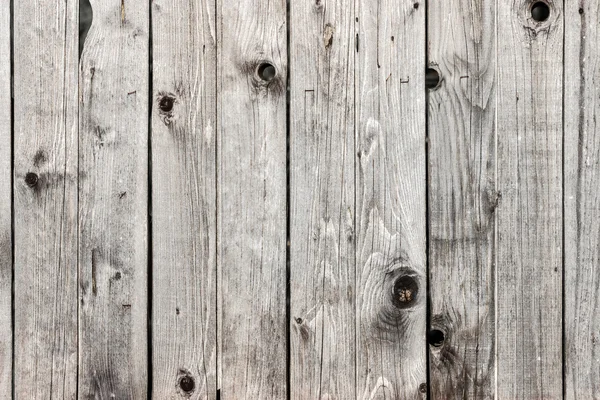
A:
496,0,563,398
217,0,287,397
355,0,427,398
13,0,79,397
151,0,217,397
427,0,496,398
0,0,11,394
564,1,600,398
78,0,149,397
289,0,355,398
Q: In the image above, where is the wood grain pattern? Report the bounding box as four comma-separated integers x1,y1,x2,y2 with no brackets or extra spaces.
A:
496,0,563,398
13,0,79,397
0,0,11,394
427,0,496,398
355,0,427,398
289,0,355,398
78,0,149,397
564,0,600,398
217,0,288,397
151,0,217,397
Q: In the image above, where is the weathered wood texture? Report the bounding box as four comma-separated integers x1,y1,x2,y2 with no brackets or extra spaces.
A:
0,0,11,395
355,0,427,398
13,0,79,397
564,0,600,398
151,0,217,397
496,0,563,398
217,0,288,397
289,0,355,398
78,0,149,397
427,0,496,398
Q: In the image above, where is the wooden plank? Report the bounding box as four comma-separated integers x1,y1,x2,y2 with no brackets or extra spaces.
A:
289,0,355,398
13,0,79,397
217,0,288,397
355,0,427,398
151,0,217,397
564,0,600,398
78,0,149,397
0,0,11,394
496,0,563,398
427,0,496,398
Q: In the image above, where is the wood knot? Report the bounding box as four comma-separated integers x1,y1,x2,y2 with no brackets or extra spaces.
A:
25,172,39,188
428,329,445,347
392,275,418,309
179,375,195,393
157,92,176,125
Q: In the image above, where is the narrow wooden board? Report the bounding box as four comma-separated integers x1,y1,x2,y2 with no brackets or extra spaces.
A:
217,0,288,397
151,0,217,397
355,0,427,398
13,0,79,397
427,0,496,398
0,0,11,394
496,0,563,397
78,0,149,397
289,0,355,398
564,1,600,398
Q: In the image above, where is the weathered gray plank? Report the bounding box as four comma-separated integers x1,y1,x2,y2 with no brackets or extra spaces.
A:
13,0,79,397
564,1,600,398
496,0,563,398
0,0,11,394
427,0,496,398
217,0,288,397
151,0,217,397
355,0,427,398
78,0,149,397
289,0,355,398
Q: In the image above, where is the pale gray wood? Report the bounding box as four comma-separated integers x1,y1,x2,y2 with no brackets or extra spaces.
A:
427,0,496,398
151,0,217,397
289,0,355,397
217,0,288,397
564,1,600,398
13,0,79,397
78,0,149,397
496,0,563,398
0,0,11,394
355,0,427,398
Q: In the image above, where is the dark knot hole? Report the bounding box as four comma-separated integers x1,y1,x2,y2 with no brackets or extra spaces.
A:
531,1,550,22
25,172,39,188
179,375,195,393
428,329,445,347
257,62,277,82
391,275,419,309
159,96,175,113
425,68,440,89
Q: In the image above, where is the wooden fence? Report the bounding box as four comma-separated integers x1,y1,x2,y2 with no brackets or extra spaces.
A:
0,0,598,398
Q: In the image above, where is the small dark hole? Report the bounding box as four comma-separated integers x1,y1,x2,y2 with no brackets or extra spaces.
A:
391,275,419,309
414,2,419,9
257,63,276,82
428,329,445,347
295,317,303,324
579,7,584,14
418,383,427,393
179,375,195,393
159,96,174,113
425,68,440,89
531,2,550,22
25,172,39,188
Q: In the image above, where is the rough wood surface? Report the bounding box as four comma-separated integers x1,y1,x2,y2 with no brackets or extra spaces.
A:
78,0,149,397
289,0,355,398
217,0,288,397
0,0,11,394
496,0,563,398
151,0,217,397
427,0,496,398
564,1,600,398
355,0,427,398
13,0,79,397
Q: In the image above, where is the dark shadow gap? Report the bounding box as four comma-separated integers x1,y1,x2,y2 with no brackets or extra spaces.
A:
285,0,292,398
147,0,154,397
424,0,432,398
79,0,92,59
10,0,15,396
